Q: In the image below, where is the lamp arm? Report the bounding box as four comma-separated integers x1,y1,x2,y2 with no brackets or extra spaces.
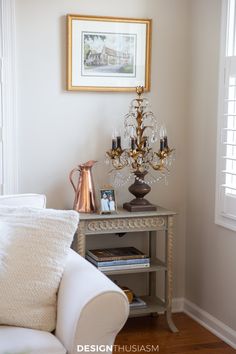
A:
149,161,162,171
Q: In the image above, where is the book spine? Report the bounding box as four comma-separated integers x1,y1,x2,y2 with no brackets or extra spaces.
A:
129,304,147,308
129,297,147,308
86,255,150,267
86,252,147,262
88,252,147,262
97,263,150,271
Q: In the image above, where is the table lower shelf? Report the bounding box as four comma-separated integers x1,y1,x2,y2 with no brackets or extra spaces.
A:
129,296,166,316
103,259,166,275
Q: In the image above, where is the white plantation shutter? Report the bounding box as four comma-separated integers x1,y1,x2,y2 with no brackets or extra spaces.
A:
216,0,236,230
221,58,236,216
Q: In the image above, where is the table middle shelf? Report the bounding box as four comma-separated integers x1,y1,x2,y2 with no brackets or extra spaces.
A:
101,258,166,275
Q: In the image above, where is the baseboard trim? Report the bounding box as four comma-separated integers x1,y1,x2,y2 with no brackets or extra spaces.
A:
183,299,236,349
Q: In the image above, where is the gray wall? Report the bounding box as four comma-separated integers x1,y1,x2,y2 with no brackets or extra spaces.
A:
186,0,236,330
15,0,189,299
15,0,236,329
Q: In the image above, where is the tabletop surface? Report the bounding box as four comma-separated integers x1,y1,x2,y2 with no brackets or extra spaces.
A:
79,206,176,221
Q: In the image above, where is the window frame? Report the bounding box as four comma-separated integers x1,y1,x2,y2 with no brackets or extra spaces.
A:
0,0,18,195
215,0,236,231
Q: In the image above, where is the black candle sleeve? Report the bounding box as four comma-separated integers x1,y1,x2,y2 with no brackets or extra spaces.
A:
143,136,148,148
160,139,164,151
131,138,135,150
164,136,168,148
112,139,117,150
117,136,121,148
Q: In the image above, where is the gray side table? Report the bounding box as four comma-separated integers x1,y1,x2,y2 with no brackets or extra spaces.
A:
74,206,178,333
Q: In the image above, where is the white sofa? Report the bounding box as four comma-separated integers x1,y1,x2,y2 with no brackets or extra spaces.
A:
0,194,129,354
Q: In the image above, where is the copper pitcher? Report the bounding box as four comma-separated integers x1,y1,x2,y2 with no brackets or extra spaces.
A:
69,160,97,213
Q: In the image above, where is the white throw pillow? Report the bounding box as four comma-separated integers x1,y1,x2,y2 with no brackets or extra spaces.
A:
0,206,79,332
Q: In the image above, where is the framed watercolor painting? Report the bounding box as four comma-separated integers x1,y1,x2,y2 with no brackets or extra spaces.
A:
67,15,151,92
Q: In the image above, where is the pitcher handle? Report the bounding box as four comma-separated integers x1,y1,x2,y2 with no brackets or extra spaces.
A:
69,167,80,193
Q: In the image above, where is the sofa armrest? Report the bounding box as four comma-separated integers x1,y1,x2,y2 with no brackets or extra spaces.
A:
55,249,129,354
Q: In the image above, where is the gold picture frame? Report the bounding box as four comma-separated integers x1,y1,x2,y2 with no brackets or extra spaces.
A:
67,14,151,92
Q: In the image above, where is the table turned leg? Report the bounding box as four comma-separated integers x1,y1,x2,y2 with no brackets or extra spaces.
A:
165,216,178,332
76,220,86,257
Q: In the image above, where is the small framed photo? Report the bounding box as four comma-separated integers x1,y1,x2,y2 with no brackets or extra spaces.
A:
100,188,117,213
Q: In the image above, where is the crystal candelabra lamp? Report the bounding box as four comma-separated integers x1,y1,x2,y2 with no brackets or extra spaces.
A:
106,86,174,212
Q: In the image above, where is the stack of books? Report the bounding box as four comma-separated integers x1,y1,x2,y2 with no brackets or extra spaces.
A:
86,246,150,271
130,296,147,309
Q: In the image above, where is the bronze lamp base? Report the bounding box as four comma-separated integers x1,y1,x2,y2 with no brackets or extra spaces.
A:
123,171,157,212
123,201,157,212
